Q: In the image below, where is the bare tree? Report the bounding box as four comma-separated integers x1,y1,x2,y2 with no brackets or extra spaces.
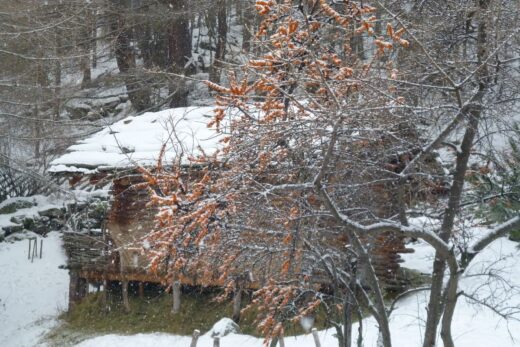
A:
142,1,520,347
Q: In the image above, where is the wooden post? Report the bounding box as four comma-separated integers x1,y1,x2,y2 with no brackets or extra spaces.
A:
31,238,37,262
172,280,181,314
311,328,321,347
138,282,145,299
68,271,87,310
28,239,31,260
68,271,79,310
102,278,109,311
190,329,200,347
232,284,243,323
213,336,220,347
122,278,130,312
40,239,43,258
279,332,285,347
78,277,88,298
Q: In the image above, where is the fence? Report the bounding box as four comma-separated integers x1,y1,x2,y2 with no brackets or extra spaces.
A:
27,237,43,262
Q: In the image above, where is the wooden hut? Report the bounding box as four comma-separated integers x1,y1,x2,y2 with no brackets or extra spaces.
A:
50,106,416,310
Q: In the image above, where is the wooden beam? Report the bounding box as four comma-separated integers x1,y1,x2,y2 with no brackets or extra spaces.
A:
122,278,130,312
172,280,181,314
138,282,145,298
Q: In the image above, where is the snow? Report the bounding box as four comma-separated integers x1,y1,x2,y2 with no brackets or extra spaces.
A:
0,225,517,347
73,238,520,347
0,195,65,230
0,231,68,347
206,318,240,337
401,240,436,274
49,106,225,173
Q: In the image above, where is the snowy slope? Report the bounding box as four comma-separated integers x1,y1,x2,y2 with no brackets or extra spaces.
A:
0,196,64,230
74,238,520,347
0,232,68,347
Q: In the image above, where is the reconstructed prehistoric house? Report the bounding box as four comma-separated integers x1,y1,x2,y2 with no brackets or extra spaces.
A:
50,106,415,310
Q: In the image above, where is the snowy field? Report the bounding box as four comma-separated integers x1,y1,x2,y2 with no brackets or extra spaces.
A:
72,238,520,347
0,232,68,347
0,230,519,346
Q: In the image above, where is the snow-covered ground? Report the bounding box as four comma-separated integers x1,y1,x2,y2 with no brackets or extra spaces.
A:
1,221,518,347
0,196,65,230
0,232,68,347
74,238,520,347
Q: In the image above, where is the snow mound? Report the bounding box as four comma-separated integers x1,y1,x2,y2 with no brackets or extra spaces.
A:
0,231,68,347
207,318,240,337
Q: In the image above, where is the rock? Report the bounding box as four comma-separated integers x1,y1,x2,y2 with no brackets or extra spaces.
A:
31,218,51,236
37,215,50,224
23,217,35,230
38,207,65,219
208,318,240,337
65,103,91,120
2,224,24,236
5,230,38,242
86,110,102,121
0,200,35,214
10,215,26,224
49,218,65,230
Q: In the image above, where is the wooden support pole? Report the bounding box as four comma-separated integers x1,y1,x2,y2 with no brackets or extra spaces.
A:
232,285,243,323
122,279,130,312
68,271,79,311
190,329,200,347
102,278,109,312
68,271,87,310
28,239,31,260
78,277,88,298
31,238,37,263
138,282,145,299
311,328,321,347
172,280,181,314
40,239,43,258
213,336,220,347
279,333,285,347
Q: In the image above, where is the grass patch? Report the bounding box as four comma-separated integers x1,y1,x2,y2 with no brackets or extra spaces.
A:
509,229,520,242
61,284,331,337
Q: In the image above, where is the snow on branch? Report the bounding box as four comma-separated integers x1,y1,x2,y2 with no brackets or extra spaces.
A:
470,216,520,254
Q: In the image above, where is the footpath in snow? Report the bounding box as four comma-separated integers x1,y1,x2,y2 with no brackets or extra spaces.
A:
0,232,68,347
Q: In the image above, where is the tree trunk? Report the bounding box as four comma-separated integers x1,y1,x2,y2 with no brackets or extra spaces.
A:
209,0,227,84
232,281,242,323
423,1,490,344
53,28,62,119
167,0,191,108
112,0,152,112
80,8,92,89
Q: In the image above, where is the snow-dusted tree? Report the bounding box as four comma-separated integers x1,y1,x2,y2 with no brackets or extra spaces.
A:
143,1,414,346
141,1,520,347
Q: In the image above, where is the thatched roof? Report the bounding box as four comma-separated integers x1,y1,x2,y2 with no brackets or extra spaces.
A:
49,106,224,174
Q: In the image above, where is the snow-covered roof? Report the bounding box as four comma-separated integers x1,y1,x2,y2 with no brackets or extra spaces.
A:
49,106,222,173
